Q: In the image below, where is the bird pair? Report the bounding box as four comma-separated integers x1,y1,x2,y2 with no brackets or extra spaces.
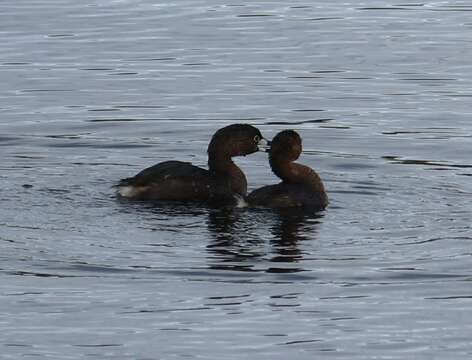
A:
116,124,327,212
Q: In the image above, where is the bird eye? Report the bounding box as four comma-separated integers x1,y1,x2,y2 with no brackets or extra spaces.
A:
254,135,260,143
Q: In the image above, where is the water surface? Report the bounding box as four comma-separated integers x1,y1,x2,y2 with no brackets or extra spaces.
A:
1,0,472,359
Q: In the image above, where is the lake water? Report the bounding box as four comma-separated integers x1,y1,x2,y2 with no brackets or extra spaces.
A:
1,0,472,359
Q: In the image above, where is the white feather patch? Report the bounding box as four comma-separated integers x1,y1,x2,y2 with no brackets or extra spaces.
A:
234,194,248,208
117,185,143,198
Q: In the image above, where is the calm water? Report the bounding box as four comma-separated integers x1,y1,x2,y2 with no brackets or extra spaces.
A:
1,0,472,359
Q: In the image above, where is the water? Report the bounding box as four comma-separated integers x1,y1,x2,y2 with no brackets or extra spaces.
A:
1,0,472,359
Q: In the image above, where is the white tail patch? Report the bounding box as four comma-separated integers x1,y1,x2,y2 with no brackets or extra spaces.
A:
116,185,146,198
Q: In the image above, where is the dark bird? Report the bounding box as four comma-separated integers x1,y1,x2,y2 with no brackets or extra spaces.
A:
116,124,268,206
248,130,328,212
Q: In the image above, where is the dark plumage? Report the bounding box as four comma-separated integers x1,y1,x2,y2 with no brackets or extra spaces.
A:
248,130,328,212
116,124,268,205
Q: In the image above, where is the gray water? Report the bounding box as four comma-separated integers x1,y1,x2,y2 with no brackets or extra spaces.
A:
1,0,472,359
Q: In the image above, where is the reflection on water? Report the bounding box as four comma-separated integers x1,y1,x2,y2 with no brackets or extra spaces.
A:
268,211,320,267
207,208,323,273
207,209,265,272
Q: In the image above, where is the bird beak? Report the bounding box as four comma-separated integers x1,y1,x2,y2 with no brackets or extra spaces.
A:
257,138,271,152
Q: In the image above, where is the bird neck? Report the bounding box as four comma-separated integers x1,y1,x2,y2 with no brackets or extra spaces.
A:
270,158,325,193
208,154,247,196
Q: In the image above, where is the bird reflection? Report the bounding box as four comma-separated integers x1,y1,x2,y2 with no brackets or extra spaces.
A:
117,197,323,273
267,210,322,273
206,207,322,273
270,211,310,261
206,208,264,272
